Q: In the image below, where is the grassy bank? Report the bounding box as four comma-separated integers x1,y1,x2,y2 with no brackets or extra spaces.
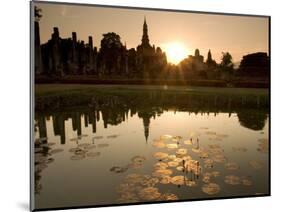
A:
35,76,269,89
35,84,269,97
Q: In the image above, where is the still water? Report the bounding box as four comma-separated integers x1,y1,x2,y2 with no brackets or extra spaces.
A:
34,86,269,209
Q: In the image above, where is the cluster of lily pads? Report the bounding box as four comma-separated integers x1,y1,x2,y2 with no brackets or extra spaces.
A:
115,129,268,202
34,137,64,194
257,138,268,154
34,137,64,172
116,173,178,203
110,155,146,174
68,134,114,160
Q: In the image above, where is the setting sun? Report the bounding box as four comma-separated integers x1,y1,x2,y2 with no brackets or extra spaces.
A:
162,42,189,64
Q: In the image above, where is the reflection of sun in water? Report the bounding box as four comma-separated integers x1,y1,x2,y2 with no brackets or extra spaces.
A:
162,42,189,64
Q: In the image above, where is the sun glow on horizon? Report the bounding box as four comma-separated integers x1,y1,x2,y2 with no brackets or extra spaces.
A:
162,42,189,64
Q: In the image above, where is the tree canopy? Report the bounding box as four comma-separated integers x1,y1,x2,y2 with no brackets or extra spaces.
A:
35,6,42,22
220,52,233,71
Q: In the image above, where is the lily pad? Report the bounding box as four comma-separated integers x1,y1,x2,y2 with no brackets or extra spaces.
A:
46,158,54,164
110,166,128,173
107,134,119,139
202,183,220,195
249,160,263,169
74,148,87,155
257,138,268,154
168,161,179,167
192,148,200,153
199,151,209,159
172,136,182,142
83,144,96,150
225,162,240,170
93,136,103,139
204,159,214,169
176,148,187,156
224,175,240,185
97,143,109,148
170,175,185,185
186,180,197,187
154,162,169,170
211,171,220,177
202,174,211,183
70,137,79,142
153,152,169,160
152,169,173,177
209,144,221,149
86,152,101,157
69,147,80,153
176,166,184,172
78,143,91,148
125,174,144,184
174,158,184,163
152,142,166,148
167,154,177,160
212,154,226,163
160,135,173,140
183,140,193,145
138,187,161,200
161,193,178,200
166,144,178,149
232,147,247,152
131,155,146,164
49,149,64,154
141,177,159,187
241,176,253,186
70,155,85,160
182,155,192,161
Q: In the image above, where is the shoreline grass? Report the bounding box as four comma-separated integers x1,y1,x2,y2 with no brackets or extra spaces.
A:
35,84,269,97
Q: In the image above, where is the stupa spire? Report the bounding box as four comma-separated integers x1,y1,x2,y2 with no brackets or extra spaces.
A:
141,16,150,47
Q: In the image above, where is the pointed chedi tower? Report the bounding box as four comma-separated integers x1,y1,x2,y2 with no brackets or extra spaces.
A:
141,17,150,48
136,16,167,76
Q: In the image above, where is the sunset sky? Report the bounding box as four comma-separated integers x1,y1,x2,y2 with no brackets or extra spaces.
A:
35,2,269,64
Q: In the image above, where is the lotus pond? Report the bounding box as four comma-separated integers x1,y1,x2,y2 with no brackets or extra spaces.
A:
33,85,269,209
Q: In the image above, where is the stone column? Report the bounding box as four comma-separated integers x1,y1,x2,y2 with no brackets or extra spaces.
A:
34,21,43,74
88,36,94,73
51,27,63,76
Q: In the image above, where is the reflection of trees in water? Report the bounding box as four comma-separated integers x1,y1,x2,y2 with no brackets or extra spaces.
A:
35,91,269,144
34,139,56,195
237,109,268,131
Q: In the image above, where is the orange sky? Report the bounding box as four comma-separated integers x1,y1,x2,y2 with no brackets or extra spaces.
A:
35,2,269,63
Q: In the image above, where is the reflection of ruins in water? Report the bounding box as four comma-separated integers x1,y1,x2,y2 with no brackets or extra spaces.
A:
35,92,269,144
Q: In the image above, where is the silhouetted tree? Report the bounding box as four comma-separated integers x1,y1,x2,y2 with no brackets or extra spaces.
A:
238,52,269,77
220,52,233,71
34,6,43,74
100,32,122,50
35,6,42,21
219,52,234,81
99,32,125,74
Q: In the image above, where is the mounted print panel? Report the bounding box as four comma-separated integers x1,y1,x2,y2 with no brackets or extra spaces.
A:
31,1,270,211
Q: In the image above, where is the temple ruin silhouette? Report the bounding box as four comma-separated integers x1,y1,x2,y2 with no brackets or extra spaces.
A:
35,17,167,77
34,9,269,82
